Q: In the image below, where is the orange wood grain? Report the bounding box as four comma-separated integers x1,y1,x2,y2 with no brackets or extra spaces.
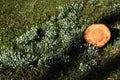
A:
84,24,111,48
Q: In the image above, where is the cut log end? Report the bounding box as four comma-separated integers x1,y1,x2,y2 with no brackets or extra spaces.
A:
84,24,111,48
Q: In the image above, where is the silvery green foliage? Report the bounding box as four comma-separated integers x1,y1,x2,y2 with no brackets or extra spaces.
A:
105,2,120,16
0,27,40,69
116,24,120,29
38,21,58,55
112,3,120,11
78,44,98,75
88,0,98,5
0,36,1,44
113,24,120,50
58,1,84,19
38,53,69,68
0,46,37,69
114,34,120,51
58,1,84,48
15,27,38,46
114,40,120,50
0,2,85,69
38,2,85,67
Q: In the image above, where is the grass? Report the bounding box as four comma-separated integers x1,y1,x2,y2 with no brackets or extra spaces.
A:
0,0,76,47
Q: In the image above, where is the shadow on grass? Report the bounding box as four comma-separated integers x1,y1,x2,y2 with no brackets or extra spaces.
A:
82,11,120,80
83,55,120,80
99,12,120,45
99,12,120,26
42,35,86,80
41,11,120,80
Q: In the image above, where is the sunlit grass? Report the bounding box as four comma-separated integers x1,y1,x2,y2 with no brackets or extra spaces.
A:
0,0,76,47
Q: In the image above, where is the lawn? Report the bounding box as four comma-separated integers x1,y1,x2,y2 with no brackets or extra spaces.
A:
0,0,76,47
